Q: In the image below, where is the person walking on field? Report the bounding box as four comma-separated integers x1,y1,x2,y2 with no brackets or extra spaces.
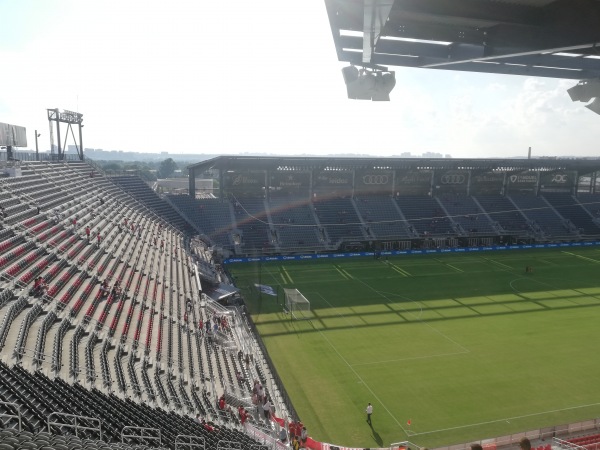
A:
366,403,373,425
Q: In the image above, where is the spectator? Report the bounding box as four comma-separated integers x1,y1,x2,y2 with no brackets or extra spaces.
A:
100,280,109,297
238,406,248,425
257,384,265,403
262,398,272,421
279,426,288,443
112,283,122,299
41,281,48,296
200,418,218,433
301,426,308,446
289,421,298,438
85,226,91,242
520,438,531,450
32,276,42,292
32,277,45,297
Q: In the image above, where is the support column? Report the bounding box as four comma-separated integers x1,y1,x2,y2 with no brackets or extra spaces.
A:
54,108,62,160
188,167,196,198
219,169,224,200
78,123,84,161
35,130,39,161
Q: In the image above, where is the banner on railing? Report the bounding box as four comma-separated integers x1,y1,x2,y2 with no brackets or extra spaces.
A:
223,241,600,264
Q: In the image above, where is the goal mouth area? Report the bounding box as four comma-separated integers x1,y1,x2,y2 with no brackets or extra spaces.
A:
284,288,313,320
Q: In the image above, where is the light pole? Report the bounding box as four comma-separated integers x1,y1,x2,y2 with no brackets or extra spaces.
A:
35,130,41,161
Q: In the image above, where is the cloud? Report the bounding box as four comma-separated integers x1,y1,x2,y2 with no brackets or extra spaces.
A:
2,0,599,158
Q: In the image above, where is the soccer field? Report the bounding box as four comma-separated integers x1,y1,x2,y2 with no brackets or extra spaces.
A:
227,248,600,449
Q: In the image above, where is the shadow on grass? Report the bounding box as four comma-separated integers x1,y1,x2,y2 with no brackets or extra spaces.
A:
254,294,600,338
369,423,383,447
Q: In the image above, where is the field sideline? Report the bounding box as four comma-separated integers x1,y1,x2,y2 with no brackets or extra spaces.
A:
227,248,600,449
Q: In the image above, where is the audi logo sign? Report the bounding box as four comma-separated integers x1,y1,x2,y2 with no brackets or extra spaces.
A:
551,174,568,183
440,174,466,185
361,175,390,185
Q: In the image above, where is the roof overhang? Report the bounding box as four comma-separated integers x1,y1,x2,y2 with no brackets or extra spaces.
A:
188,155,600,175
325,0,600,79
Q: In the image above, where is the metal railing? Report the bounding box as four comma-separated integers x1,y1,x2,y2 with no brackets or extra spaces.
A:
121,426,161,447
175,434,205,450
47,411,102,440
554,437,588,450
217,440,243,450
0,401,22,431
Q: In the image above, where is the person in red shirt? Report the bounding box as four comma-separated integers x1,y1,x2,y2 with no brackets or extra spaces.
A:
32,277,43,296
238,406,247,425
85,226,91,241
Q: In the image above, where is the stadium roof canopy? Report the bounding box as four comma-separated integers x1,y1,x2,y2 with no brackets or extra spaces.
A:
324,0,600,79
188,155,600,174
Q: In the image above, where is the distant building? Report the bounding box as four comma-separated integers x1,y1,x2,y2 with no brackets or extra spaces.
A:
155,178,214,196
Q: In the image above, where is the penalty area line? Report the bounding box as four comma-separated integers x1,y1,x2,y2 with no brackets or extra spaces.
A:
562,251,600,264
411,401,600,436
308,319,408,434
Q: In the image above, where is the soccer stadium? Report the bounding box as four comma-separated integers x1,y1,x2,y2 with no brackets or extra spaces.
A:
0,151,600,450
2,1,600,450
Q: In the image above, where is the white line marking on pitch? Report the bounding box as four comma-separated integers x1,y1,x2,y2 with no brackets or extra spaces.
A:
362,284,470,354
411,401,600,436
309,320,408,434
311,275,470,433
314,292,468,366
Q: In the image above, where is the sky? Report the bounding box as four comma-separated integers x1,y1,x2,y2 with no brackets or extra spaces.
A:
1,0,600,159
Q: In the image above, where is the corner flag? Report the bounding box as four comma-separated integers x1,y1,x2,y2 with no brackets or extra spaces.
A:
255,284,277,296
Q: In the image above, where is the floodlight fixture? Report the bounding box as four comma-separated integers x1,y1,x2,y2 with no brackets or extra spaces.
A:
567,79,600,102
567,79,600,116
372,72,396,101
342,65,359,84
341,65,396,101
585,97,600,115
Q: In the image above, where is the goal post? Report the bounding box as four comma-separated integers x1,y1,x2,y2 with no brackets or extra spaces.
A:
284,288,311,320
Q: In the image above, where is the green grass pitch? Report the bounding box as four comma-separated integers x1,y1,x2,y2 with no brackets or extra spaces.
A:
227,248,600,449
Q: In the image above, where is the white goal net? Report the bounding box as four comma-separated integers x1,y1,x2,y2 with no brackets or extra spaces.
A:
284,288,311,319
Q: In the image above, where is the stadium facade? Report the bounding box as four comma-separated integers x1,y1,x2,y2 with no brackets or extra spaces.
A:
184,156,600,256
